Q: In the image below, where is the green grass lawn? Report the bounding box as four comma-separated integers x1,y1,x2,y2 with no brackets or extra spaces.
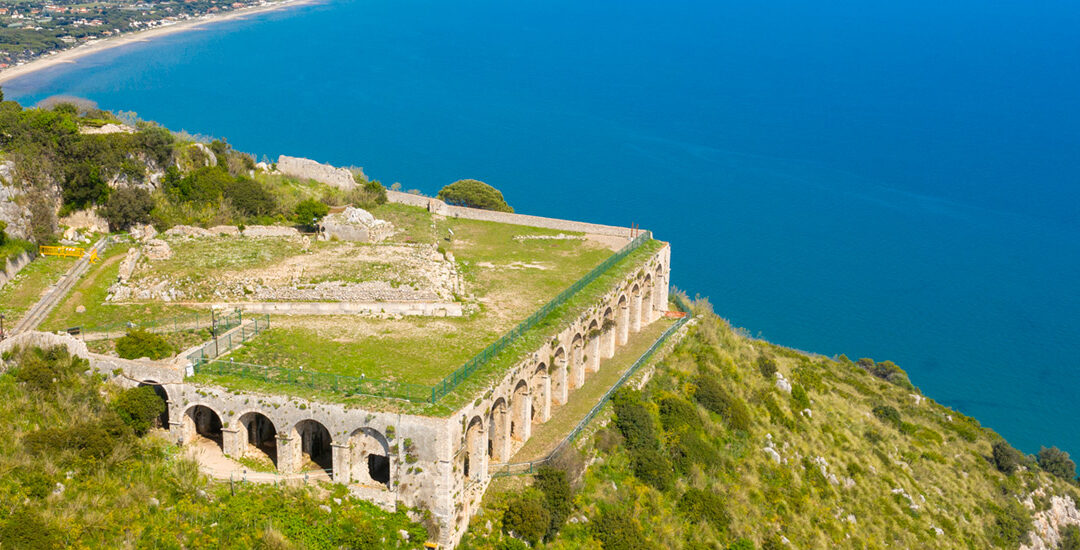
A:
0,254,76,325
41,242,202,332
512,317,675,462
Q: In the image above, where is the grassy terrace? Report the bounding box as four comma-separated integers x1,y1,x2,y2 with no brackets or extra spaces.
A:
0,254,76,325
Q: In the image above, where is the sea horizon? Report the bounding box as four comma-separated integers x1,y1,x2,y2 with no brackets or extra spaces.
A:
4,0,1079,457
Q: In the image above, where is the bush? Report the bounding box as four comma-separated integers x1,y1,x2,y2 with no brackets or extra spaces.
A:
223,177,276,216
437,179,513,212
1037,446,1077,481
295,198,330,229
534,466,573,539
659,396,702,432
728,538,755,550
872,404,902,428
0,508,61,549
112,386,166,436
1060,524,1080,550
631,447,674,491
502,491,550,544
790,384,811,410
992,441,1024,475
593,508,647,550
986,500,1031,547
12,346,86,392
101,185,154,231
693,375,752,432
669,430,719,474
115,329,175,360
678,488,730,535
756,355,778,378
0,219,6,246
613,390,659,450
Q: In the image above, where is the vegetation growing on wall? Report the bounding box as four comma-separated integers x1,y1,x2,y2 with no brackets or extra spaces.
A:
0,345,427,548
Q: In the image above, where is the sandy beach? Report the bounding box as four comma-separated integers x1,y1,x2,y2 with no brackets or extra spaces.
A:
0,0,318,85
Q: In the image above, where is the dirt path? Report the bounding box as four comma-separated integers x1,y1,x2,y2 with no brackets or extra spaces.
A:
186,437,331,483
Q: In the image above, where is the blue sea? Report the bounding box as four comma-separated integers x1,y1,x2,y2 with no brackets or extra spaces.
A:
6,0,1079,456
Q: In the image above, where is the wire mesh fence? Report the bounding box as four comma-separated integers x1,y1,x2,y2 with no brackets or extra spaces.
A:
186,314,269,364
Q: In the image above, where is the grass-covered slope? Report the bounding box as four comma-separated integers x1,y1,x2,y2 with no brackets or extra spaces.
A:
0,345,427,549
464,302,1080,549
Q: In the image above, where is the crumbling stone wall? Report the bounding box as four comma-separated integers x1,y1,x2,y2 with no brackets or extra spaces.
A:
277,155,362,190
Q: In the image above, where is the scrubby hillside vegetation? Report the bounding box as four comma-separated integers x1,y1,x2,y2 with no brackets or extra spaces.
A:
0,345,426,548
463,301,1080,549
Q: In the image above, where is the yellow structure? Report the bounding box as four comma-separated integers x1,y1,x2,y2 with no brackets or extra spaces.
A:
39,245,98,263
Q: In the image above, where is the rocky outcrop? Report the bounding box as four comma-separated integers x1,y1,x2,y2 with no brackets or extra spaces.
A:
1023,491,1080,550
130,223,157,243
79,123,135,135
276,155,361,190
319,206,394,242
241,225,300,238
143,239,173,260
60,209,110,234
0,170,30,240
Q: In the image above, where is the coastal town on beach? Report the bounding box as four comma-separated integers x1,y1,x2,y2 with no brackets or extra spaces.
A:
0,0,308,81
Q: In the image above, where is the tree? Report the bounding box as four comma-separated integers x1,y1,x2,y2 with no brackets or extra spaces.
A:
62,161,110,211
223,177,276,217
502,491,550,544
534,466,573,538
1037,446,1077,481
115,329,175,360
101,185,154,231
992,441,1024,475
295,199,330,230
437,179,513,212
111,386,166,436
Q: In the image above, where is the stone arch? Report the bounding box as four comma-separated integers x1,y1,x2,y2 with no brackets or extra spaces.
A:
630,282,643,333
653,263,668,311
586,319,601,373
292,419,333,474
350,427,391,488
511,379,530,442
617,294,630,345
602,306,616,358
488,397,510,463
642,273,654,324
464,415,486,481
183,404,223,450
551,346,568,406
137,380,170,428
570,333,585,389
237,411,278,467
531,362,550,424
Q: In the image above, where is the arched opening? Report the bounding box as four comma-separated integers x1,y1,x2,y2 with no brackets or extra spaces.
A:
489,397,509,463
586,319,601,372
511,379,530,442
642,274,654,323
350,428,391,488
294,420,333,474
138,381,169,428
464,416,486,481
531,362,549,424
237,412,278,468
602,306,616,358
617,294,630,345
570,333,585,389
654,264,667,310
552,347,568,405
630,283,642,333
184,405,223,450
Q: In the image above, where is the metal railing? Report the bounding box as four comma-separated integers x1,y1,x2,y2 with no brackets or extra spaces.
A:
490,293,692,477
186,314,269,363
430,231,653,402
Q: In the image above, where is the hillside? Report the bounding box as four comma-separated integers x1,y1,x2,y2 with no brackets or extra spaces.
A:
461,300,1080,549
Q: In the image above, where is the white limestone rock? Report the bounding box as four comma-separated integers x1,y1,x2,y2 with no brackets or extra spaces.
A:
277,155,361,190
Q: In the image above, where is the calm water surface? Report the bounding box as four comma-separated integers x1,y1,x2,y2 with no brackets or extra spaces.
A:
7,0,1080,455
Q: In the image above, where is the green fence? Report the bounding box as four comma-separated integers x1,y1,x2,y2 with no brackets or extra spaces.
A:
186,314,269,364
78,311,213,340
193,358,432,403
490,293,692,477
430,231,653,403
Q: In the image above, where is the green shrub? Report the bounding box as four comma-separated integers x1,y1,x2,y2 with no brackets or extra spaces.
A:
502,490,550,544
1060,524,1080,550
437,179,513,212
101,185,154,231
756,355,778,378
0,508,61,549
223,177,276,216
872,404,902,428
0,219,7,246
111,386,166,435
613,390,659,450
678,488,731,535
12,346,86,392
1037,446,1077,481
534,466,573,539
116,329,175,360
659,396,703,433
694,375,752,432
669,430,719,474
790,384,811,411
986,500,1031,547
295,198,330,229
593,508,647,550
728,538,755,550
631,447,674,491
992,441,1024,475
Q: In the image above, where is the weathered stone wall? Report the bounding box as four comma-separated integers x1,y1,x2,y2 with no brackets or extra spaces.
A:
0,250,34,288
226,300,462,317
386,190,636,238
277,155,361,190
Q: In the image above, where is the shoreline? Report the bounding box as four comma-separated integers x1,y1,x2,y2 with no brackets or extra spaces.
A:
0,0,318,86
